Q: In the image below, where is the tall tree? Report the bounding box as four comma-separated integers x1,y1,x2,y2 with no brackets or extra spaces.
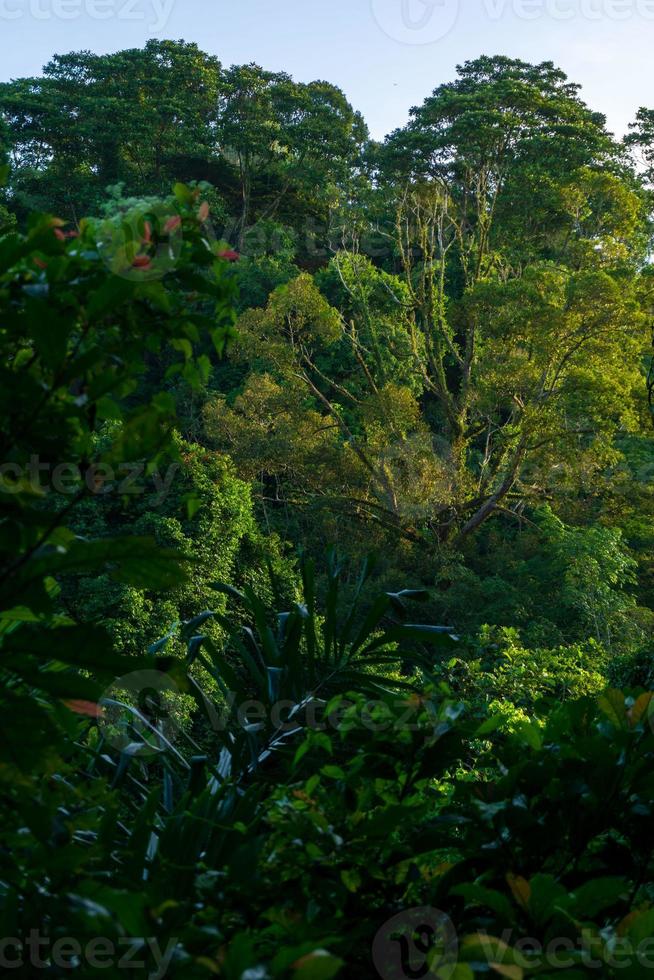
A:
0,41,221,221
216,65,368,246
627,107,654,186
370,56,650,539
206,58,650,550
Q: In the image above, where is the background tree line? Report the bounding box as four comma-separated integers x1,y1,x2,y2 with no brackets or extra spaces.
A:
4,42,654,978
2,42,654,663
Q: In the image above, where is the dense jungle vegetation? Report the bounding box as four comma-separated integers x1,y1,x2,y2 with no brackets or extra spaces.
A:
2,40,654,978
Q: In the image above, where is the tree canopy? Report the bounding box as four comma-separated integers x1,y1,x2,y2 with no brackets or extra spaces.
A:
2,46,654,980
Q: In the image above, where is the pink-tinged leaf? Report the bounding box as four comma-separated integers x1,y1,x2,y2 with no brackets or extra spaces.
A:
63,700,104,719
164,215,182,234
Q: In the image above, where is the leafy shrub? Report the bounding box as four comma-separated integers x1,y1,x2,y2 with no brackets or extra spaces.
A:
434,626,609,728
0,184,240,943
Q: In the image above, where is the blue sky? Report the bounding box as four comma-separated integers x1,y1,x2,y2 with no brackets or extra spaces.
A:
0,0,651,139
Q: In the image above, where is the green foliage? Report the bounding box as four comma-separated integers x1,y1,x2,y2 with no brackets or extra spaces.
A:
0,126,14,232
0,44,366,240
627,106,654,186
532,508,639,647
198,55,651,578
0,184,237,781
0,41,223,221
435,626,609,729
380,55,620,264
315,251,423,395
433,508,644,651
2,45,654,980
217,64,367,244
7,639,654,976
235,220,300,310
63,434,291,654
